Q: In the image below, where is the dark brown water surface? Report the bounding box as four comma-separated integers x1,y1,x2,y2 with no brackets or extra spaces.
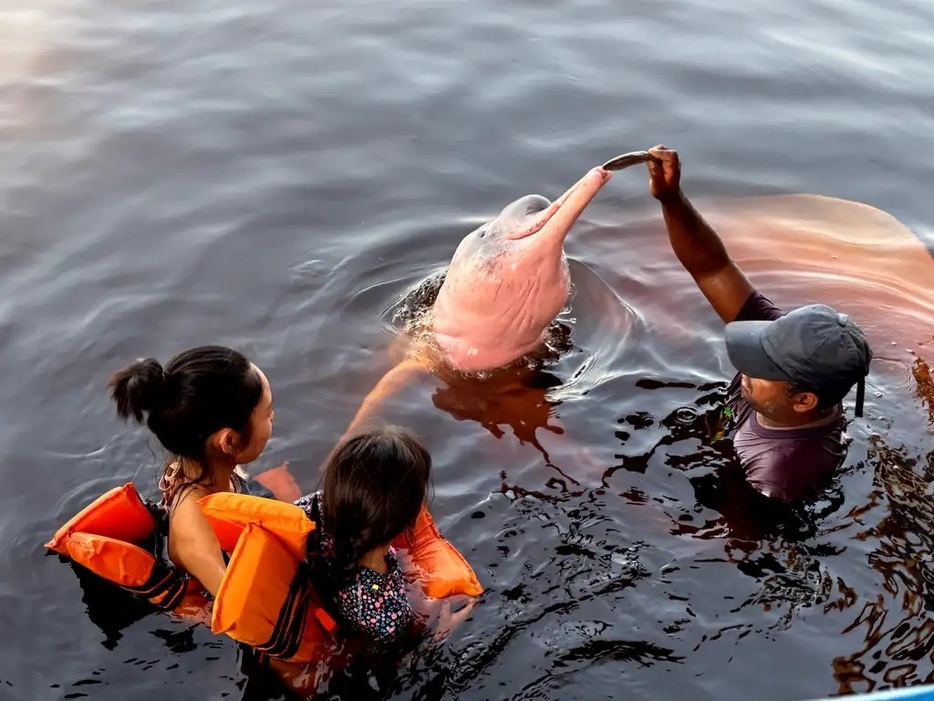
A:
1,0,934,699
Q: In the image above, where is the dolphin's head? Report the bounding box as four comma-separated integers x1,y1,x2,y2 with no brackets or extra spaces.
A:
475,167,612,247
429,167,613,372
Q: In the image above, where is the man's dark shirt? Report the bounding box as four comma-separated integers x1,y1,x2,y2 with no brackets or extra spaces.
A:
724,291,847,503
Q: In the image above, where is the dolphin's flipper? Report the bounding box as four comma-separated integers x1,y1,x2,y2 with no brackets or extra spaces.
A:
250,464,303,503
338,357,431,445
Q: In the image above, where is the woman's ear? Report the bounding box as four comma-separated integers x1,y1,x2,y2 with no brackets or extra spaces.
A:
210,427,240,456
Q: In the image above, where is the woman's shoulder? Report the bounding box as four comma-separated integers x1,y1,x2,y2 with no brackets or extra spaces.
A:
165,482,212,514
166,483,213,524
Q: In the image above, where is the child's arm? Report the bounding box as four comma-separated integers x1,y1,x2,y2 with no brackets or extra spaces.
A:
167,491,227,598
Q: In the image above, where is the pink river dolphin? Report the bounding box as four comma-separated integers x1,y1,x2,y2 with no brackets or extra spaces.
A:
430,166,614,372
336,164,622,441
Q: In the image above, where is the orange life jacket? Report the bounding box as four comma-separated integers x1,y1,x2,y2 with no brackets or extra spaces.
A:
45,483,195,610
47,483,483,664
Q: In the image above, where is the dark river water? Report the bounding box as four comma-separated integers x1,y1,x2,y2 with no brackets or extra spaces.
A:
2,0,934,699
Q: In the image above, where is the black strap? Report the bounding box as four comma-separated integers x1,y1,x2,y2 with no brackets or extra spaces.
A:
855,376,866,418
129,494,188,610
302,495,333,602
257,561,314,659
256,499,338,660
120,560,189,611
305,495,323,561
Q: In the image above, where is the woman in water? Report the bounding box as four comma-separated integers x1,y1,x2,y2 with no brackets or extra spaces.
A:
295,425,432,646
109,345,275,597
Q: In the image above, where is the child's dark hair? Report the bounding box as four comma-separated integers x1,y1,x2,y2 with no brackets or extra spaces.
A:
322,426,432,587
108,346,263,485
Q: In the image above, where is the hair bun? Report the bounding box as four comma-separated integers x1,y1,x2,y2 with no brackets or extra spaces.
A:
108,357,166,423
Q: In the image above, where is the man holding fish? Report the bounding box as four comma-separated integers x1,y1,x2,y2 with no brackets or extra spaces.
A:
338,141,873,505
607,145,873,503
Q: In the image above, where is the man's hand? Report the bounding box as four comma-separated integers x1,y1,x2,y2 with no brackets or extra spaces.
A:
647,144,681,200
645,143,755,323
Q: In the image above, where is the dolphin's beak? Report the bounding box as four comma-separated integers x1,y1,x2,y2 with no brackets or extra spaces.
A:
507,167,613,241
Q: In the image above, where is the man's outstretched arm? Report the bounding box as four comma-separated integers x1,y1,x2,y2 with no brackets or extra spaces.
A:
646,145,754,324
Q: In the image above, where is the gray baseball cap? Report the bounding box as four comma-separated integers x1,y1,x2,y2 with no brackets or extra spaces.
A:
724,304,872,416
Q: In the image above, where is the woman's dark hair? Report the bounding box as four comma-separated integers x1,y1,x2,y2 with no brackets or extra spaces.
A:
108,346,263,483
322,426,432,588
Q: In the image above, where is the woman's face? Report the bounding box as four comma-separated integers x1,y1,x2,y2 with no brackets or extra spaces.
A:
234,364,274,465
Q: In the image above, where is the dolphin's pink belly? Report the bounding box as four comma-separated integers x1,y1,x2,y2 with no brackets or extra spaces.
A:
432,329,548,372
431,260,571,372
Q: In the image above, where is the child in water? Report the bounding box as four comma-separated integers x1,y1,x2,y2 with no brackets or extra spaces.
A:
294,426,432,647
109,345,275,598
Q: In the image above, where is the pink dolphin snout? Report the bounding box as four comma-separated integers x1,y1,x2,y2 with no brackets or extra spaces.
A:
502,167,613,242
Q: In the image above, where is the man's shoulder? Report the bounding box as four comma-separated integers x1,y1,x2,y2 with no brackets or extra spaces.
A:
734,290,785,323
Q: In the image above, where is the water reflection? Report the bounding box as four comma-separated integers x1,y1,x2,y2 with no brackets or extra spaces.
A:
913,357,934,428
429,370,568,466
832,433,934,693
